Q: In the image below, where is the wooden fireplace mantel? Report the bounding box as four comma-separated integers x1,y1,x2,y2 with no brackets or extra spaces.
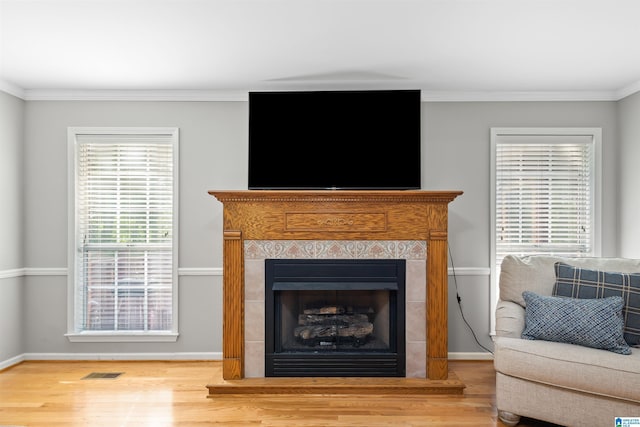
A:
208,190,462,382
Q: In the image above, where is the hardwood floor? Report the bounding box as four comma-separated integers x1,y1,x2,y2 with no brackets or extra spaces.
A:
0,360,560,426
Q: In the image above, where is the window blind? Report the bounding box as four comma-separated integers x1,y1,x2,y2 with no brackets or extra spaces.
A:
74,134,175,333
495,135,594,268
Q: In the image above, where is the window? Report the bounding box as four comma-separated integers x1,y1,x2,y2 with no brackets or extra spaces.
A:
67,127,179,342
490,128,601,332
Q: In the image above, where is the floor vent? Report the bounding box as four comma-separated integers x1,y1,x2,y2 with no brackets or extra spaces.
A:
82,372,123,380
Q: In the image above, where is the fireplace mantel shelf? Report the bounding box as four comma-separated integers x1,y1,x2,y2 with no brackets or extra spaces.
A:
211,189,462,201
208,190,463,393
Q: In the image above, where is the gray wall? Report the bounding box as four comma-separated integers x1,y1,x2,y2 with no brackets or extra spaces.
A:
617,92,640,258
5,97,624,361
0,90,25,365
23,101,238,356
423,101,619,353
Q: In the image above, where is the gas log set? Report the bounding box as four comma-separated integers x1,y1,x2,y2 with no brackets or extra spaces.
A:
293,305,375,348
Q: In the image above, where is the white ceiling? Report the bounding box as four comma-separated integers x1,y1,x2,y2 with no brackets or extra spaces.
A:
2,0,640,101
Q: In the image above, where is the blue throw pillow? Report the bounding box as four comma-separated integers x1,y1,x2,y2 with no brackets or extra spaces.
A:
553,262,640,346
522,291,631,355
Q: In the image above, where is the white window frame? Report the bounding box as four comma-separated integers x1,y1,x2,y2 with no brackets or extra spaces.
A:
490,127,602,334
66,127,179,342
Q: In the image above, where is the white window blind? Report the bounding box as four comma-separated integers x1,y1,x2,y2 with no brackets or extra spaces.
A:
490,128,601,334
494,134,595,266
69,128,178,338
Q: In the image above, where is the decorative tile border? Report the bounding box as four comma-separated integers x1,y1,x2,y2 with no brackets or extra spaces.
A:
244,240,427,260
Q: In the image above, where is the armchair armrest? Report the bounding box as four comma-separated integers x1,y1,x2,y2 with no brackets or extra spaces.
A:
495,300,525,338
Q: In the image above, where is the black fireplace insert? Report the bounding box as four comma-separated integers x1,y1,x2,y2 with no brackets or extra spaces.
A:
265,259,406,377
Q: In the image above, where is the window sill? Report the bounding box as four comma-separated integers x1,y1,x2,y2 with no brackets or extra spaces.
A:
65,332,179,343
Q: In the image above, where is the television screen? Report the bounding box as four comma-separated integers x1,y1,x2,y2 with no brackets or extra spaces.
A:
248,89,421,190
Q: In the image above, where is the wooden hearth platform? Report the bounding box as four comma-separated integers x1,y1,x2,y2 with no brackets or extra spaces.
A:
207,372,465,396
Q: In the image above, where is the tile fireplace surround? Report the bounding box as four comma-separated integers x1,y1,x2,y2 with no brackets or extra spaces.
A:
245,239,426,378
208,190,462,389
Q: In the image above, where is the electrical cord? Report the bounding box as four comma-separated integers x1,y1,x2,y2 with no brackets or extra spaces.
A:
448,245,494,355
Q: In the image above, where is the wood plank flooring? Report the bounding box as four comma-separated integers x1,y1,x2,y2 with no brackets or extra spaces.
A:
0,360,560,427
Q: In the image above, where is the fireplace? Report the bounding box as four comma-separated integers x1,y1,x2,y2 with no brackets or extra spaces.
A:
207,190,463,388
265,259,406,377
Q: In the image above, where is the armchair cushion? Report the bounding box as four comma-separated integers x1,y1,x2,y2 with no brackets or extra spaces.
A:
553,262,640,346
493,336,640,404
521,291,631,355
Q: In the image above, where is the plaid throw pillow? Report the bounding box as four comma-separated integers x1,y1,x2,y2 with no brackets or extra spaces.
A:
553,262,640,347
522,291,631,355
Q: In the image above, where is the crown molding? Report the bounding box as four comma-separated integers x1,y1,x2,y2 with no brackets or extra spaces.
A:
615,79,640,101
22,89,249,102
0,79,25,99
419,90,619,102
1,86,637,102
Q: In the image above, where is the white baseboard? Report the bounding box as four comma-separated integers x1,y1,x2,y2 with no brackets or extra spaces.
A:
1,352,222,369
3,352,490,375
0,354,26,371
448,352,494,361
24,352,223,361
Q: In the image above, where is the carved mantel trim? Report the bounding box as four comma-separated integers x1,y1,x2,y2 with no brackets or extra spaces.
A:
208,190,462,381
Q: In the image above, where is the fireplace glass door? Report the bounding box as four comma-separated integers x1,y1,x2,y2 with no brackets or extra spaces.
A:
265,259,406,377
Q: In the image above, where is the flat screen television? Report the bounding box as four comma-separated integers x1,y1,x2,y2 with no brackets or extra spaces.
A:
248,89,421,190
